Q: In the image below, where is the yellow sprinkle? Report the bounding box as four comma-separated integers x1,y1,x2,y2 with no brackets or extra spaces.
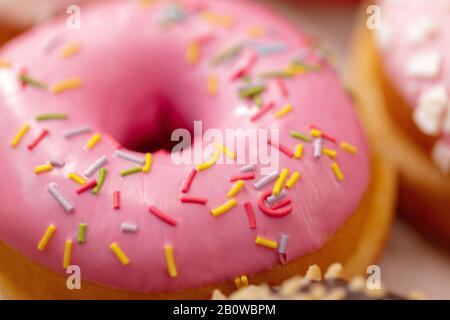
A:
37,225,56,251
140,0,156,7
142,152,152,173
285,172,301,189
227,180,245,198
310,129,322,138
272,168,289,196
234,277,242,289
197,150,220,171
214,143,236,160
60,42,81,59
255,236,277,249
85,133,101,150
331,162,344,181
247,26,265,38
294,144,304,159
110,242,130,266
340,142,358,154
51,77,83,94
275,104,293,119
284,64,305,76
201,11,234,28
34,163,53,175
164,245,178,278
240,275,249,287
207,73,218,96
63,239,72,269
323,148,337,159
233,275,249,289
10,124,30,148
186,41,201,65
0,59,12,69
68,172,86,185
211,199,237,217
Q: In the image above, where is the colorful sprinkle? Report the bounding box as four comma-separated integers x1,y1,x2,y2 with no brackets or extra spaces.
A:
84,155,108,177
255,236,278,249
181,168,197,193
27,129,49,151
114,150,144,165
276,78,288,97
271,198,292,210
230,51,257,81
268,138,294,158
121,223,138,233
214,143,236,159
250,101,274,122
148,206,178,226
63,239,73,269
62,125,91,139
310,125,336,142
258,191,292,217
119,166,142,177
142,153,153,173
247,26,265,38
211,44,242,66
85,133,101,150
19,74,47,90
331,162,344,181
0,59,12,68
211,199,237,217
68,172,88,186
110,242,130,266
256,43,287,56
201,11,234,28
186,41,201,65
36,114,67,122
33,163,53,175
197,150,220,171
235,275,249,289
285,172,300,189
75,179,97,194
229,172,255,182
51,77,82,94
244,202,256,229
323,148,337,159
49,158,65,168
164,245,178,278
227,180,245,198
207,74,219,96
294,144,304,159
267,190,286,204
10,124,30,148
77,223,87,243
240,164,256,172
313,138,322,159
239,84,266,98
48,182,73,213
275,104,293,119
253,170,279,190
272,168,289,196
113,191,121,209
278,234,289,255
92,168,107,194
180,196,208,205
37,225,56,251
290,131,312,142
310,128,322,138
340,142,358,154
60,42,81,59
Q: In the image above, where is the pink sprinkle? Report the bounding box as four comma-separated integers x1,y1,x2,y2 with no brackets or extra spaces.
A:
230,51,257,81
250,101,274,122
113,191,121,209
27,129,49,151
271,198,292,210
103,133,122,150
267,138,294,158
276,78,288,97
229,173,255,182
180,196,208,205
309,125,337,143
75,179,97,194
148,205,177,226
181,168,197,193
244,202,256,229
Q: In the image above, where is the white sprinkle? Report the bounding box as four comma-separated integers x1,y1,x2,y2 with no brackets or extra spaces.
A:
313,138,322,159
121,223,138,233
432,140,450,174
84,156,108,177
278,233,289,254
413,85,448,135
405,50,442,79
240,164,256,173
114,150,145,165
49,159,65,168
62,125,91,139
253,170,279,190
266,190,286,204
47,183,73,213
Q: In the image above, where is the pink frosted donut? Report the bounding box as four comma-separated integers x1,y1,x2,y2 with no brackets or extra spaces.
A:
0,0,372,297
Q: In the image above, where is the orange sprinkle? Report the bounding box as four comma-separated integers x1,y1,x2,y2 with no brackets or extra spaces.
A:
0,59,12,69
201,11,234,28
51,77,82,94
207,74,218,96
60,42,81,59
187,41,201,65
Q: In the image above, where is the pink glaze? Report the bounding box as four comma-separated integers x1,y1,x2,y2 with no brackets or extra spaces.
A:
0,0,369,293
375,0,450,170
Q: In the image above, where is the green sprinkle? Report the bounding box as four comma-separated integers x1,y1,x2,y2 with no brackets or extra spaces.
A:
120,167,143,177
77,223,87,243
290,131,312,142
19,74,47,90
36,113,67,121
239,84,266,98
254,95,264,108
92,168,107,194
259,71,292,79
211,45,242,66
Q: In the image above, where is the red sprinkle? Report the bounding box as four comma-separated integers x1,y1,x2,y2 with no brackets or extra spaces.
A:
75,179,97,194
230,51,257,81
113,191,121,209
276,78,288,97
103,133,122,150
27,129,49,151
270,198,291,210
180,196,208,205
250,101,274,122
229,173,255,182
148,205,177,226
181,168,197,193
244,202,257,229
258,191,292,218
267,138,294,158
309,125,337,143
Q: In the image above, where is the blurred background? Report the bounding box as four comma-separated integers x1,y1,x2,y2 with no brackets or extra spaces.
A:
0,0,449,299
